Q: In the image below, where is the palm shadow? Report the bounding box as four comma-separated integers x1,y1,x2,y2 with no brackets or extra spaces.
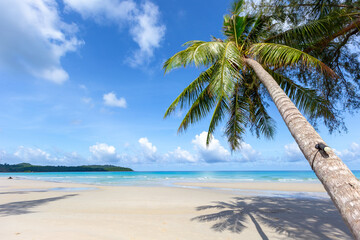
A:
0,190,48,195
0,194,78,216
192,196,352,239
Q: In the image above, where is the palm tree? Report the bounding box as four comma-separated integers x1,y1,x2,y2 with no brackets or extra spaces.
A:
163,0,360,238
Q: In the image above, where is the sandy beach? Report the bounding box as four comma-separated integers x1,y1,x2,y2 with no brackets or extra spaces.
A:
0,177,352,240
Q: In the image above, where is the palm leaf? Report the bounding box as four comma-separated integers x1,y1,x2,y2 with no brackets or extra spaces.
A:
225,82,248,150
250,102,276,139
206,42,243,145
248,43,337,78
267,69,334,120
163,41,225,73
208,42,242,97
231,0,245,15
164,66,214,118
177,85,216,133
246,81,276,139
246,15,270,44
265,10,351,47
206,97,229,145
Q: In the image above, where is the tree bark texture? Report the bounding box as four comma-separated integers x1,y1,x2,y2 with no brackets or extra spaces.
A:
245,58,360,239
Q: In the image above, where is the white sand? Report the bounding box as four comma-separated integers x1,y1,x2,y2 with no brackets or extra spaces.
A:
175,181,326,192
0,177,352,239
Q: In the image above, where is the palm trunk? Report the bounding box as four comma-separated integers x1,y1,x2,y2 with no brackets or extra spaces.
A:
245,58,360,239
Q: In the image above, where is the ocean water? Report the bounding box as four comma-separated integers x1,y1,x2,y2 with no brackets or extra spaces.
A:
1,171,359,187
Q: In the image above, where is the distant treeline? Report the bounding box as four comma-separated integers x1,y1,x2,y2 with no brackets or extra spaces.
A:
0,163,133,172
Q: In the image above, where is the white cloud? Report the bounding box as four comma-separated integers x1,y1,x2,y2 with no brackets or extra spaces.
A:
64,0,165,67
0,135,265,167
138,137,157,155
0,0,83,83
127,1,166,67
63,0,136,21
239,142,260,161
103,92,127,108
89,143,116,158
136,138,198,164
166,147,197,163
0,0,164,82
337,142,360,162
192,132,231,163
14,146,52,162
88,142,127,164
2,146,83,165
284,142,304,162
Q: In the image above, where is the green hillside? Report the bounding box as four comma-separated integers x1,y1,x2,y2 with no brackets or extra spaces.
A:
0,163,133,172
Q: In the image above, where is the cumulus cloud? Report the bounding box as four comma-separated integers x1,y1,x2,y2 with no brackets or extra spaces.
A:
14,146,52,163
192,132,231,163
165,147,197,163
103,92,127,108
337,142,360,162
0,135,262,167
1,144,123,166
138,137,157,155
0,0,83,83
89,143,119,163
127,1,166,67
284,142,304,162
1,146,83,165
0,0,164,83
239,142,261,161
64,0,165,67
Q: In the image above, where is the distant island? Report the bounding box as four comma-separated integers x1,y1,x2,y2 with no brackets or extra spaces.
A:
0,163,133,172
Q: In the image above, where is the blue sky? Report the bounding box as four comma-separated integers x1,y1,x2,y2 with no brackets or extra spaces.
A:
0,0,359,171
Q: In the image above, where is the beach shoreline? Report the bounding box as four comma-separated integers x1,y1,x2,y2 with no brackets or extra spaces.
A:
0,177,352,239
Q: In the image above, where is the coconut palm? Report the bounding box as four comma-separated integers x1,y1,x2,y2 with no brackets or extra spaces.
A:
163,0,360,238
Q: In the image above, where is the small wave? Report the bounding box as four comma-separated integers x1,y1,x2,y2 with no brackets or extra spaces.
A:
278,178,304,182
237,178,255,182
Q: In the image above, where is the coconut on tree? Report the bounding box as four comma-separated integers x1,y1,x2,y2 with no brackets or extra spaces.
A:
163,0,360,238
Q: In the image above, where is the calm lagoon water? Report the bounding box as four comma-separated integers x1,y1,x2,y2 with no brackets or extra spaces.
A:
1,171,359,187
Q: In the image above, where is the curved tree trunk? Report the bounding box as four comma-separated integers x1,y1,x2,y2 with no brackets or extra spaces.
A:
245,58,360,239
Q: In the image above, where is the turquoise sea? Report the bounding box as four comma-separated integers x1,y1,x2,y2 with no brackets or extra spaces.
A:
1,171,360,186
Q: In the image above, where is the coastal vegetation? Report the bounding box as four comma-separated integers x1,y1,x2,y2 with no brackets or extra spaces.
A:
163,0,360,237
0,163,133,172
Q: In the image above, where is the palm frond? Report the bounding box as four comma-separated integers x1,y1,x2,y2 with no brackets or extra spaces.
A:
208,42,242,98
231,0,245,15
163,41,225,73
248,43,337,78
267,69,334,120
205,41,243,144
246,82,276,139
224,15,261,46
177,85,216,133
265,10,351,47
312,0,333,18
250,104,276,139
246,15,270,44
164,66,214,118
206,97,229,145
225,82,247,150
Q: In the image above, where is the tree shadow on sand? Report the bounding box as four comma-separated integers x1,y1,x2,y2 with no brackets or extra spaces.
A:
0,194,78,217
0,190,48,195
192,196,352,239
